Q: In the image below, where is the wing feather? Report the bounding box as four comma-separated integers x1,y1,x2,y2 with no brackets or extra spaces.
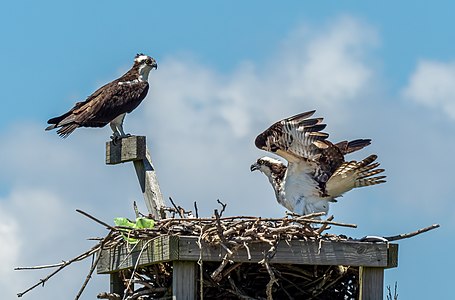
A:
255,110,330,162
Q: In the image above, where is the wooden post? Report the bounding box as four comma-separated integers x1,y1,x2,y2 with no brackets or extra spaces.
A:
106,136,165,219
359,267,384,300
172,261,197,300
110,273,124,297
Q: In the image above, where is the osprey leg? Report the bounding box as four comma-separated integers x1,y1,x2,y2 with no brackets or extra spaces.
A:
110,113,131,139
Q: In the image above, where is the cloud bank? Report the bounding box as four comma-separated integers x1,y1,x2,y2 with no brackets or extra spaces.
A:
403,59,455,120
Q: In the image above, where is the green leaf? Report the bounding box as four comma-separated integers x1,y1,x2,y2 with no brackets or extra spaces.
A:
113,217,155,244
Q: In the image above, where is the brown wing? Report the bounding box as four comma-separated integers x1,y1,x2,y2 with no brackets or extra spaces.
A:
254,110,330,163
47,80,149,138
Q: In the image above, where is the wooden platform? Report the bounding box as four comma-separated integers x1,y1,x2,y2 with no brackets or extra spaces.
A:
97,235,398,299
98,235,398,274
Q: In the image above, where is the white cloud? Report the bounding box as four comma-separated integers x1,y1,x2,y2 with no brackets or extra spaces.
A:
0,201,21,296
0,187,99,299
279,16,378,108
402,60,455,120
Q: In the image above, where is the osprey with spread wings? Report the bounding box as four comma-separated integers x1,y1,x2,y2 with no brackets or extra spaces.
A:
251,110,386,216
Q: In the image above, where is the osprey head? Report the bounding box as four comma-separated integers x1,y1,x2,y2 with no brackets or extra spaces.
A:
250,156,284,174
135,53,157,69
134,53,157,82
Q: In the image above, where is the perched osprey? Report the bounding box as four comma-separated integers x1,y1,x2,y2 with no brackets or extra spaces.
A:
251,110,386,216
46,54,157,140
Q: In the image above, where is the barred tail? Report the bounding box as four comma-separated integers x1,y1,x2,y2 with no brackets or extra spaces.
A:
326,154,386,198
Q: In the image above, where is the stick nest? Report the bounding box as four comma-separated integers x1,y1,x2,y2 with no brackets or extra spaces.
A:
15,200,439,300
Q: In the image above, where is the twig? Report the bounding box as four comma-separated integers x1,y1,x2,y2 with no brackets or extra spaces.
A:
15,262,68,270
76,209,115,230
244,242,251,260
194,201,199,218
122,240,152,300
168,197,184,218
222,262,242,278
133,201,146,218
75,232,113,299
384,224,440,241
217,199,227,217
226,276,257,300
97,292,121,300
214,209,227,243
211,244,241,282
286,211,326,219
264,260,278,300
294,218,357,228
316,215,334,234
16,234,106,297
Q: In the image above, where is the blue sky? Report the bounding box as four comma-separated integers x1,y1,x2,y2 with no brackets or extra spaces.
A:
1,1,454,299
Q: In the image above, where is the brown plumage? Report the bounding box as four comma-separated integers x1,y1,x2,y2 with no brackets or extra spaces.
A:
46,54,157,138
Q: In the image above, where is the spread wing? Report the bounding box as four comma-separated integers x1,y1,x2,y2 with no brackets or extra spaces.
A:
254,110,331,163
254,110,366,193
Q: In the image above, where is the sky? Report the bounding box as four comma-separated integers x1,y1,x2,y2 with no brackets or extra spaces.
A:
1,1,454,299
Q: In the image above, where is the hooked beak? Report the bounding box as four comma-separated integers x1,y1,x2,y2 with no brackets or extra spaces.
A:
250,163,259,172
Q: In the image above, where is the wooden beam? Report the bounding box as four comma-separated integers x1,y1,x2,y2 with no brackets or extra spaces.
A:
105,136,165,219
172,261,197,300
97,235,398,274
133,149,165,219
110,273,124,298
106,136,146,164
359,267,384,300
98,236,179,274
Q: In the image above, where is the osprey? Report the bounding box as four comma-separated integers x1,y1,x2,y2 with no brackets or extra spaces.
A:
251,110,386,216
46,54,157,140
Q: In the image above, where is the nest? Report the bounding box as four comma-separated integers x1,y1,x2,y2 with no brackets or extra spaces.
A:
15,200,439,300
94,200,357,300
104,261,358,300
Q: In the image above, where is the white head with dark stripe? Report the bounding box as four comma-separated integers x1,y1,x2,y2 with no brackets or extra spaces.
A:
251,156,287,185
134,53,157,82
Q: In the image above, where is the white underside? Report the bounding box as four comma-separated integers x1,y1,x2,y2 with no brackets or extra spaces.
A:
281,161,330,216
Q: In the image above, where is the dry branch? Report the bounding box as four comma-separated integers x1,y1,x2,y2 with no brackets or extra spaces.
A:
384,224,440,241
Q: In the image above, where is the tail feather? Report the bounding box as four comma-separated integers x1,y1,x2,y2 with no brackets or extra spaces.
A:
355,176,387,188
56,124,79,138
326,154,386,197
45,124,57,131
357,168,384,180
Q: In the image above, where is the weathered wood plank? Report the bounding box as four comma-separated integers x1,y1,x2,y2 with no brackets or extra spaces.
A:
359,266,384,300
98,236,179,274
388,243,399,268
98,235,399,274
178,237,395,267
106,135,146,164
105,135,165,218
133,149,165,219
110,273,124,297
172,261,197,300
